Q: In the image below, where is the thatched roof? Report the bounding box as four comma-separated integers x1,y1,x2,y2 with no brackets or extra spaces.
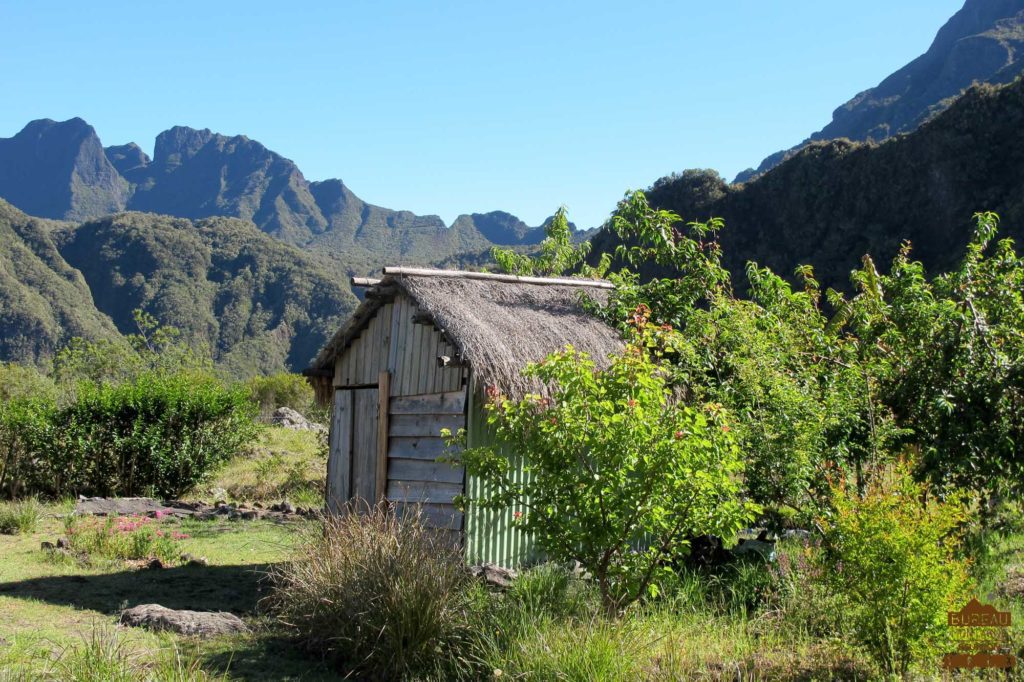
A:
309,268,625,398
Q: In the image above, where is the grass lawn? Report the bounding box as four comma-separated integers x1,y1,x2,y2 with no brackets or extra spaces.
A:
0,505,336,680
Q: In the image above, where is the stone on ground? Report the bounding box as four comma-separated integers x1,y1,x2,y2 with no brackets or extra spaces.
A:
120,604,249,636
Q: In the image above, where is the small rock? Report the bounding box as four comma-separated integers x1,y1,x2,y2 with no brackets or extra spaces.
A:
120,604,249,636
280,501,295,514
180,553,209,567
240,511,258,521
56,537,69,549
146,558,164,570
40,541,55,551
253,502,263,509
734,539,776,562
781,529,812,542
468,563,518,590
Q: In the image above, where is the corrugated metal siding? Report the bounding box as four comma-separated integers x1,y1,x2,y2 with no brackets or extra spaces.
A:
464,377,538,568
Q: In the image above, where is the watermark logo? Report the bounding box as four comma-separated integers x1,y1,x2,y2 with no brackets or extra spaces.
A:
942,599,1015,670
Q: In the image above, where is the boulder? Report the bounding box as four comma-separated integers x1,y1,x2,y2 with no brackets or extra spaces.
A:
270,407,326,433
120,604,249,636
468,563,517,590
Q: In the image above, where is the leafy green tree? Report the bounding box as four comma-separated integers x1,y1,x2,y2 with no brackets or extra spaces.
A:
833,212,1024,501
593,190,899,523
492,207,605,277
455,314,758,615
820,459,971,677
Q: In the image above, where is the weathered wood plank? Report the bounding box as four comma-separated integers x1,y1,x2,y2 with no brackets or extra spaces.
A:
388,458,464,484
387,297,404,376
378,303,393,370
393,502,464,530
387,480,462,504
351,388,378,503
419,326,434,394
404,320,422,396
389,414,464,438
387,436,449,460
375,372,390,502
389,391,466,415
326,390,352,513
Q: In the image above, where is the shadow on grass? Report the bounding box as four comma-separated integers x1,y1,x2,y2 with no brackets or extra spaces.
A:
0,563,275,615
200,632,338,681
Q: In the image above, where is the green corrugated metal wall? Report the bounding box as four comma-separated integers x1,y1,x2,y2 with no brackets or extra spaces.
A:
463,379,539,568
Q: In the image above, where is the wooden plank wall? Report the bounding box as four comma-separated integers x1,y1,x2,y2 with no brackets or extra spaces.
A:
328,293,470,529
333,296,466,394
325,390,352,514
385,390,466,531
350,388,379,504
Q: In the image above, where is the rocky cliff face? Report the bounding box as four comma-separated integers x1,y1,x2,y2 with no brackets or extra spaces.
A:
0,118,130,220
736,0,1024,182
0,119,566,267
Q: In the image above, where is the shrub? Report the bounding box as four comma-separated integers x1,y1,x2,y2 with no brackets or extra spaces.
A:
63,514,186,563
819,459,972,676
0,397,54,499
18,371,258,498
265,505,475,679
0,498,43,534
457,310,758,615
246,372,314,420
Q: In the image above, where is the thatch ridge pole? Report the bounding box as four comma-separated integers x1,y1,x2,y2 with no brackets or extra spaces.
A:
351,277,382,287
381,267,614,289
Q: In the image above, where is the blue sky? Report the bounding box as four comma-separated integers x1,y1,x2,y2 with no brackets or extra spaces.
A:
0,1,963,228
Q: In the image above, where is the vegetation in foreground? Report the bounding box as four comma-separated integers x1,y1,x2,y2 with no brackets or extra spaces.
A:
1,188,1023,678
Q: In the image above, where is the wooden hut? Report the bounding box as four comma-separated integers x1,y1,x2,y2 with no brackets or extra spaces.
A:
305,267,623,566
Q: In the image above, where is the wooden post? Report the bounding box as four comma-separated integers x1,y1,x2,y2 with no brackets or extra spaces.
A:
376,371,390,503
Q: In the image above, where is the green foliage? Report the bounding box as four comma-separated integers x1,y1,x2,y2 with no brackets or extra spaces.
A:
62,514,186,563
834,212,1024,498
0,498,43,534
593,191,1024,522
820,459,971,676
266,504,476,680
593,77,1024,299
594,191,898,522
0,363,56,403
492,206,602,277
457,314,758,614
5,372,257,499
245,372,314,419
47,625,225,682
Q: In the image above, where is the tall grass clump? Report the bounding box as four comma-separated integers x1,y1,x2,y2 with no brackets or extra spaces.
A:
48,625,225,681
265,504,476,680
0,498,43,534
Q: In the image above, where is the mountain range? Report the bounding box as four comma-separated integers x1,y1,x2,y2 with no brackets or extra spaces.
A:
2,0,1023,375
0,118,561,272
0,199,357,376
592,73,1024,294
735,0,1024,182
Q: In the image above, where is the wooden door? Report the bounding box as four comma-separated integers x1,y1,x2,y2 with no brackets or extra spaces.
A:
326,387,379,512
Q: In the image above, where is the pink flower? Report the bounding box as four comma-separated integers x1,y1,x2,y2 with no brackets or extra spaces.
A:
513,511,523,521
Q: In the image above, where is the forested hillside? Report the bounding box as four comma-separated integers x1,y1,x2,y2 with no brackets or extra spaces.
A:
0,200,357,375
592,75,1024,293
736,0,1024,181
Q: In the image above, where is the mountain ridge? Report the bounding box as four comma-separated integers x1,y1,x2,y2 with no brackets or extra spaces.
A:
0,118,570,268
735,0,1024,182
